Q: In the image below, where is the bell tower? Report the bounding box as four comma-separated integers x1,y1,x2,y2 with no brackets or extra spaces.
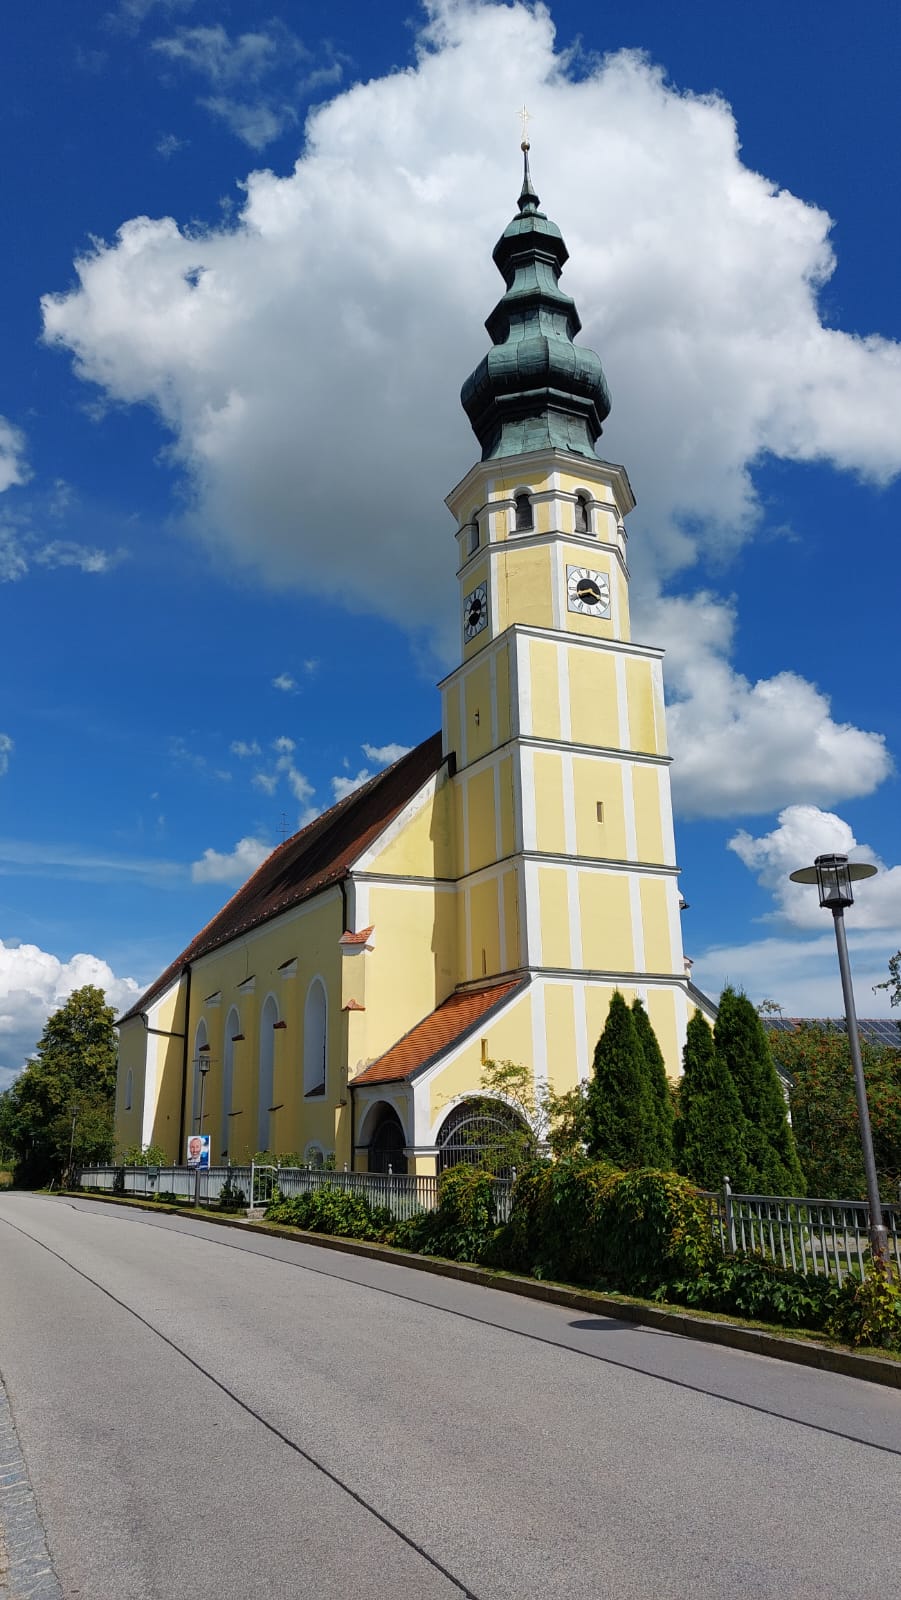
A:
440,144,692,1075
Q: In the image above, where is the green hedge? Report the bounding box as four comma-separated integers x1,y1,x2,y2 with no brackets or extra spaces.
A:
265,1185,393,1241
495,1158,715,1293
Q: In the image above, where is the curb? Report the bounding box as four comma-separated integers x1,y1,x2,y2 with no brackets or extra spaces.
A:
60,1190,901,1390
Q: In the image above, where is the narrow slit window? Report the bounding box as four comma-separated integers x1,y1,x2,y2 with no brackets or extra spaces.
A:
575,493,591,534
596,801,605,822
514,492,533,532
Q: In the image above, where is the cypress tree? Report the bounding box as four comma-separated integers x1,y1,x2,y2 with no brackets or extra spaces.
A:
586,991,654,1167
676,1011,748,1190
631,997,674,1168
714,987,805,1195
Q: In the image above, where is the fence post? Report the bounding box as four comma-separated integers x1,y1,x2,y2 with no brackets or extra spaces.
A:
723,1175,736,1254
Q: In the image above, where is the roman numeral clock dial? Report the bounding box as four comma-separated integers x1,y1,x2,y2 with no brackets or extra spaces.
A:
566,565,610,617
463,581,488,641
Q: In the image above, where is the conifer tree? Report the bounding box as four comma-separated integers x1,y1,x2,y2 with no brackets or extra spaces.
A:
675,1011,748,1190
630,997,674,1168
714,987,805,1194
586,991,654,1167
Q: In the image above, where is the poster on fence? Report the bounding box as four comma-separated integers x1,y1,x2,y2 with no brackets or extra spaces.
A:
186,1134,211,1169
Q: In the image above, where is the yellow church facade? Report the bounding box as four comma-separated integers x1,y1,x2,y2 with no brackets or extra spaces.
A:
115,151,711,1174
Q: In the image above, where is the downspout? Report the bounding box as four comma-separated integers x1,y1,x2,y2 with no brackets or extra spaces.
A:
177,964,193,1158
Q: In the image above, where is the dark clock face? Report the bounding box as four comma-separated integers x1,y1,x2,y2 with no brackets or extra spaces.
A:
463,582,488,641
567,564,610,618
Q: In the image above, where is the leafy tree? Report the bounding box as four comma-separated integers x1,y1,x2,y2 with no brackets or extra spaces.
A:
779,1024,901,1200
714,987,805,1194
586,992,654,1167
874,951,901,1013
122,1142,167,1167
631,998,674,1168
675,1011,748,1190
2,986,117,1187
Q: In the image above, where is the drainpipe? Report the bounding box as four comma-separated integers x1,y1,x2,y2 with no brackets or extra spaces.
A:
177,964,193,1159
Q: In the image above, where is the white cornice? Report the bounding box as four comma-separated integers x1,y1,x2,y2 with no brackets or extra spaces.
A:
446,449,636,516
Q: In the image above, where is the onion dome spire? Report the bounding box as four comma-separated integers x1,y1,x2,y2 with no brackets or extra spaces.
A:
461,143,611,461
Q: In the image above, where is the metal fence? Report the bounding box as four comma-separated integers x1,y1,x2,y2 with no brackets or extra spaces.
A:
75,1164,514,1224
702,1182,901,1285
74,1165,899,1282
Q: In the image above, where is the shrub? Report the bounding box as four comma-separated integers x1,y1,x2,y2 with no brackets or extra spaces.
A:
495,1157,715,1293
661,1253,845,1330
217,1175,247,1212
394,1165,502,1263
827,1261,901,1350
265,1184,393,1241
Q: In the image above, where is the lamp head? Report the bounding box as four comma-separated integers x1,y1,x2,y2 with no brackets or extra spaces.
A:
789,852,877,910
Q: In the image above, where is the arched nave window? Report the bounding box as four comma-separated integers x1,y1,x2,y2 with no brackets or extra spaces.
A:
258,995,278,1152
191,1018,209,1133
221,1007,239,1159
304,979,328,1098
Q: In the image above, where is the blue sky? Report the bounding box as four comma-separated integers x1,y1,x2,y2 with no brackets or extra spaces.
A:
2,0,900,1084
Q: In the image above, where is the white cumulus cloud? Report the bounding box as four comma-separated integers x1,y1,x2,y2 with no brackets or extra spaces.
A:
40,2,901,818
362,741,412,765
636,591,892,818
271,672,297,692
729,804,901,932
0,417,28,493
693,927,901,1022
0,941,142,1090
190,833,271,885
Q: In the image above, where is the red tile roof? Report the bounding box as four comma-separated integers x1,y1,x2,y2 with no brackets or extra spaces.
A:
119,734,445,1024
339,926,375,946
351,976,528,1086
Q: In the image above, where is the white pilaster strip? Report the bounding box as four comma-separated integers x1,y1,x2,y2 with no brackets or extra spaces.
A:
497,877,507,971
531,979,548,1091
464,883,473,981
461,772,471,877
666,876,684,975
551,544,563,630
489,647,498,748
141,1033,158,1149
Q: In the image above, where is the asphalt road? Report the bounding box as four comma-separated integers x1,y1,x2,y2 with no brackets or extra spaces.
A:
1,1194,899,1600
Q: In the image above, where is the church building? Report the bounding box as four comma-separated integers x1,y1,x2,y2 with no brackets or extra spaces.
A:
115,149,712,1174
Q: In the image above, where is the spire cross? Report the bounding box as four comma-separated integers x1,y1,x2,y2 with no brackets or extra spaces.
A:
519,103,531,149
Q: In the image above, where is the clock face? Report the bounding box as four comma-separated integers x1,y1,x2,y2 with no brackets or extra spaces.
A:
463,582,489,641
567,564,610,618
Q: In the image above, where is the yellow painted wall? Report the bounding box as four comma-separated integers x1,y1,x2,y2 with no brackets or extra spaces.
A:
532,749,566,854
468,877,502,980
463,657,494,763
633,764,665,864
498,754,516,857
528,638,561,740
579,872,635,971
427,988,534,1128
544,985,579,1093
466,767,497,872
538,867,571,968
572,757,627,859
502,868,520,970
568,647,620,748
639,878,673,973
362,881,457,1057
495,641,512,745
499,544,553,631
365,776,455,880
115,1017,147,1154
646,988,681,1082
625,658,660,755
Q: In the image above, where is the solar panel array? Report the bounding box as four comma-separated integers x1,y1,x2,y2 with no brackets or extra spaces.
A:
762,1017,901,1048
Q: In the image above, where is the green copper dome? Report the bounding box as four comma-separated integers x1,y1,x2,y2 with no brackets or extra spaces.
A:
461,151,611,461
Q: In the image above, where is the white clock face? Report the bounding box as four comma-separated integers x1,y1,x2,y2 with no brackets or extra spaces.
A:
463,582,489,641
567,564,610,617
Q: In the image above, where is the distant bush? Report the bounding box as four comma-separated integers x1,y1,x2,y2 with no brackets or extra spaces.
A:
265,1185,392,1241
661,1251,901,1349
217,1175,247,1212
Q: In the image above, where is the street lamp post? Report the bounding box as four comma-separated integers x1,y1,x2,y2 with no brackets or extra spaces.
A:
193,1052,211,1208
789,852,889,1267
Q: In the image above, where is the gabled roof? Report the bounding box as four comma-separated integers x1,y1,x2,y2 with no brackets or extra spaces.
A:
351,976,528,1087
119,733,445,1024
